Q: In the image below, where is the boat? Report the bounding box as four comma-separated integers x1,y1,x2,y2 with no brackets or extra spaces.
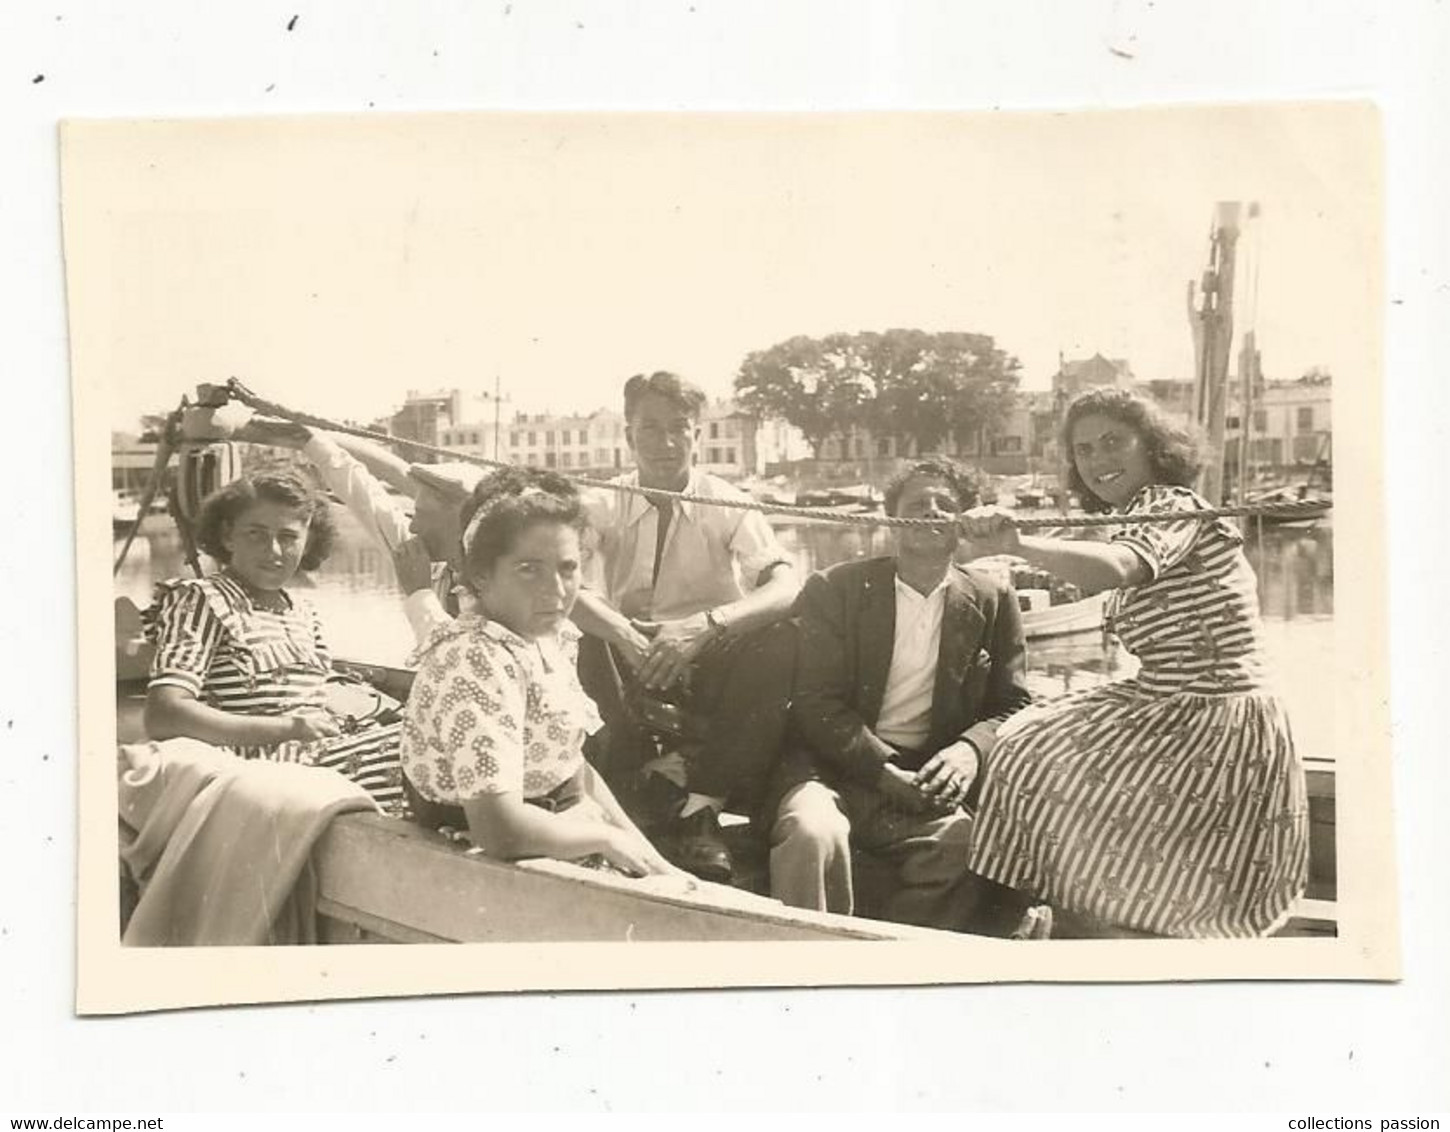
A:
110,414,1335,944
794,484,881,510
963,556,1109,640
1241,484,1332,528
1019,589,1109,639
111,491,141,533
112,627,933,945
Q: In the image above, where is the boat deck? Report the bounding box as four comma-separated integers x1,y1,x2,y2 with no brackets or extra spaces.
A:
115,681,1338,942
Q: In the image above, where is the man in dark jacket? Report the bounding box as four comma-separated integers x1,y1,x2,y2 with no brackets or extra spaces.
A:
769,458,1032,930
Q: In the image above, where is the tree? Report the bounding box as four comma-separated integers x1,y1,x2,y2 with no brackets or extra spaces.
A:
734,329,1021,458
733,334,878,457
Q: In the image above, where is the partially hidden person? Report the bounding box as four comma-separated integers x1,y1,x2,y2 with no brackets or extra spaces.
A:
399,466,686,879
204,408,481,646
142,467,407,814
960,387,1309,938
572,371,802,883
770,458,1032,930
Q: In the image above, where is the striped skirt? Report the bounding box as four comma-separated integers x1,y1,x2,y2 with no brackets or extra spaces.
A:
967,681,1309,938
232,722,408,818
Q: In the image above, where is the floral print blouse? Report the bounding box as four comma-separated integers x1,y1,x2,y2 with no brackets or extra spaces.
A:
400,615,604,804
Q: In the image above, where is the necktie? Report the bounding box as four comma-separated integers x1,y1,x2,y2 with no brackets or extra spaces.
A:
650,497,673,588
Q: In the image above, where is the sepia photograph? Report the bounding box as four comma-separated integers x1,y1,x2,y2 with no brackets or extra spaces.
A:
64,103,1395,1013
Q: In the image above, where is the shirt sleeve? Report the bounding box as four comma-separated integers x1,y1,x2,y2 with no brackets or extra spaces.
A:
727,507,793,587
578,487,617,594
148,584,223,696
303,433,411,552
403,589,454,647
410,638,528,802
1111,485,1209,580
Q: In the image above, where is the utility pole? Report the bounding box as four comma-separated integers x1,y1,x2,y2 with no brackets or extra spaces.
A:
483,372,511,462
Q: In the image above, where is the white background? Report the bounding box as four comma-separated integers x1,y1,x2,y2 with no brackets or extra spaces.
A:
2,0,1447,1113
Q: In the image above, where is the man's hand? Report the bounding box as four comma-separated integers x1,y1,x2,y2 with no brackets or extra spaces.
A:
630,613,713,691
958,505,1022,558
914,739,981,810
180,402,257,442
608,621,655,675
391,535,436,596
875,763,942,815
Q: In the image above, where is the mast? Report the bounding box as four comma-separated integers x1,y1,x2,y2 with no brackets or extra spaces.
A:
1236,328,1261,503
1188,201,1242,505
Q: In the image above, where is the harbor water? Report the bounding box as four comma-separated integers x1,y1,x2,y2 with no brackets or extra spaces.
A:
114,510,1336,762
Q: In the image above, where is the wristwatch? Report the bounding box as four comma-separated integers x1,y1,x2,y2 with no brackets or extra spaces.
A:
704,607,729,638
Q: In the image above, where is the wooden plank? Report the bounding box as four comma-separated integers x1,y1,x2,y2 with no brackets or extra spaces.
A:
1276,897,1338,938
315,898,453,944
314,813,934,943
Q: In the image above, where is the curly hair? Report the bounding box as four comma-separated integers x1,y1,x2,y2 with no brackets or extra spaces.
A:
1061,388,1204,512
195,467,338,571
459,466,591,581
623,371,707,423
883,457,984,516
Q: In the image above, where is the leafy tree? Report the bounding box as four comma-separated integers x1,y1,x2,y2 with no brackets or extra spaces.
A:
734,334,877,456
734,328,1020,458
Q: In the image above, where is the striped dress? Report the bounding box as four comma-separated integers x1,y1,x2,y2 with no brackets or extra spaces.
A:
967,485,1309,938
144,573,406,815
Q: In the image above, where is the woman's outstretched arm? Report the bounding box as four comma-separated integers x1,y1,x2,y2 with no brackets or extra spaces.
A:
960,508,1150,595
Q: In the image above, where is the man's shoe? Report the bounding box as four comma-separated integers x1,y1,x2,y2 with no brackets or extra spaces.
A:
630,769,689,832
659,808,734,885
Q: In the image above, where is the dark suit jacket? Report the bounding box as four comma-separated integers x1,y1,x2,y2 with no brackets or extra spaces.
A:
788,556,1032,787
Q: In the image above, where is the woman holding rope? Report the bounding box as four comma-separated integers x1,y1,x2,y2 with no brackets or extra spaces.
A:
959,388,1308,938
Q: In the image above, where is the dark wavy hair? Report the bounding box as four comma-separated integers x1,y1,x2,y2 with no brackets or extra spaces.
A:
623,371,707,423
1061,388,1204,513
459,466,590,580
883,457,984,516
195,467,338,571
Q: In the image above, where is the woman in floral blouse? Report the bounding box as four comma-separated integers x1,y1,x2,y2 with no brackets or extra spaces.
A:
400,466,681,877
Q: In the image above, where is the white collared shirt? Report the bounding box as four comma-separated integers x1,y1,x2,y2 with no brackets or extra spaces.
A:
874,572,950,751
582,469,792,622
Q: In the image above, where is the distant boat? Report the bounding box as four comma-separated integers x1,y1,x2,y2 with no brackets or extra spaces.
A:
1019,589,1108,639
112,491,141,532
794,485,881,510
966,554,1109,640
1242,485,1332,528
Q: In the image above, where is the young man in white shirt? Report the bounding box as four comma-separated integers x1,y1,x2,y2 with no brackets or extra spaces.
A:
771,459,1032,930
573,372,802,883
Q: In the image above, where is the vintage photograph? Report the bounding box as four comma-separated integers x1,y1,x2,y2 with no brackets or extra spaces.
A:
64,104,1395,1011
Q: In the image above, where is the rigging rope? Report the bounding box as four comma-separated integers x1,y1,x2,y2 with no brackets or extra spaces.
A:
112,402,184,575
224,378,1331,531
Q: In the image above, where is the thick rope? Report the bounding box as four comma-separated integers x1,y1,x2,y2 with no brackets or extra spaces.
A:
224,378,1331,530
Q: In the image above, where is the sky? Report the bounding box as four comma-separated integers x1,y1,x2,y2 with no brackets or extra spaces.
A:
63,104,1380,432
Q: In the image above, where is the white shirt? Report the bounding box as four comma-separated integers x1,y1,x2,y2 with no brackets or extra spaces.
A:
582,470,792,622
303,434,454,645
874,573,949,751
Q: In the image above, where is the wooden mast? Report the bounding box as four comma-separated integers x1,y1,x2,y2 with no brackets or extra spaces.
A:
1236,328,1261,503
1189,201,1242,505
